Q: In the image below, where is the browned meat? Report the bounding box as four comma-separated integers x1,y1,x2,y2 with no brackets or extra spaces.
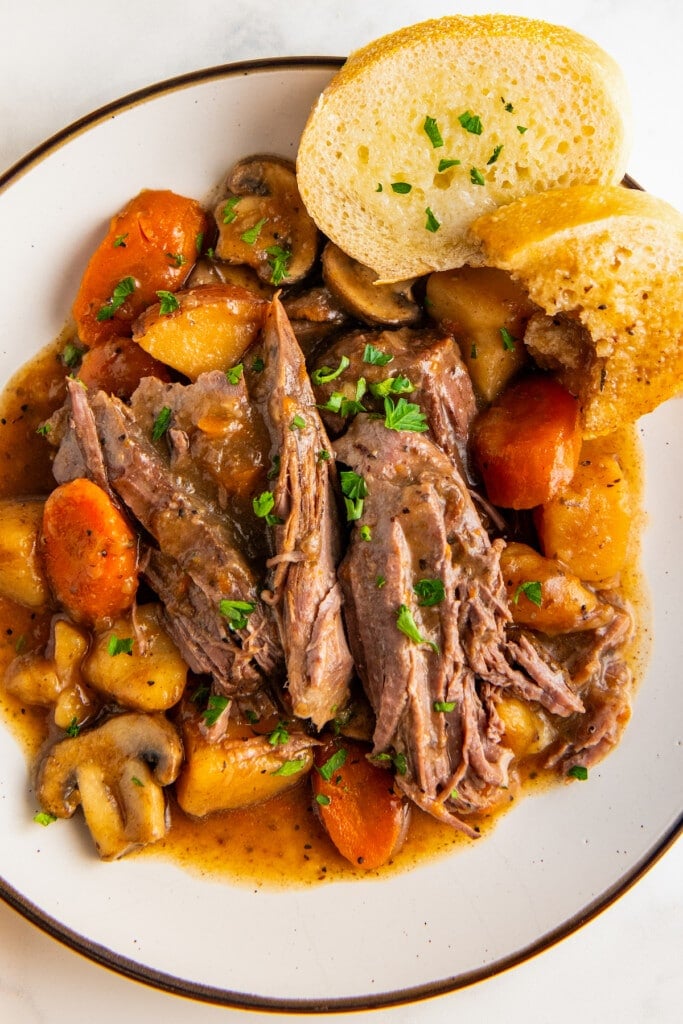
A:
311,326,477,475
53,379,283,693
253,296,354,728
334,416,582,834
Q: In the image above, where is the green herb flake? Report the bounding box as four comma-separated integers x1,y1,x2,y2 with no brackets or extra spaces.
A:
219,599,256,631
317,449,331,462
65,717,80,738
315,793,332,806
458,110,483,135
433,700,457,713
396,604,439,653
470,167,486,186
222,196,241,224
500,326,517,351
340,470,368,522
35,423,51,437
166,251,188,267
266,244,292,285
271,757,307,777
317,747,347,781
241,217,268,245
383,397,428,433
253,491,276,519
375,575,387,589
62,341,86,369
14,634,27,654
190,682,210,705
517,125,528,134
267,454,281,480
151,405,172,441
157,290,180,315
131,775,144,787
311,355,350,385
268,720,290,746
245,709,260,725
437,158,461,171
362,343,393,367
423,115,444,148
33,811,57,826
513,580,543,607
392,752,408,776
376,183,383,192
359,525,372,542
107,635,134,656
252,356,265,373
425,207,441,233
290,414,306,431
96,276,136,322
369,375,414,398
470,343,478,360
391,182,412,194
226,363,244,385
203,694,230,726
195,231,204,254
113,233,128,248
501,97,514,113
568,764,588,781
414,578,445,607
487,144,504,165
204,247,215,260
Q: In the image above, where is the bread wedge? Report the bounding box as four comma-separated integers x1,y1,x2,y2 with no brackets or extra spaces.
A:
470,184,683,436
297,15,631,281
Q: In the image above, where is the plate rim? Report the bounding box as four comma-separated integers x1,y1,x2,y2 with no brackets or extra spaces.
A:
0,55,680,1014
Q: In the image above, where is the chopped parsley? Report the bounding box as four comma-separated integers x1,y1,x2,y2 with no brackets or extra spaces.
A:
500,326,517,351
271,757,307,777
157,290,179,315
375,575,387,589
369,375,414,398
290,414,306,431
245,709,260,725
241,217,268,245
470,167,486,186
166,252,188,267
391,182,412,194
396,604,439,653
359,525,372,542
487,144,504,165
372,751,407,775
113,233,128,248
362,343,393,366
517,125,528,134
195,231,204,253
251,356,265,373
131,776,144,787
33,811,57,826
340,470,368,521
437,158,461,171
219,599,256,631
61,341,86,369
203,693,229,726
151,406,172,441
107,635,134,656
317,449,331,462
226,363,244,385
317,747,347,781
414,578,445,607
253,491,282,527
425,207,441,233
267,454,281,480
96,276,135,321
65,717,80,738
513,580,543,607
470,343,478,360
14,634,27,654
383,396,428,433
311,355,350,385
222,196,241,223
266,244,292,285
501,97,514,113
35,423,51,437
458,110,483,135
315,793,332,806
568,765,588,781
433,700,457,713
268,720,290,746
423,115,444,148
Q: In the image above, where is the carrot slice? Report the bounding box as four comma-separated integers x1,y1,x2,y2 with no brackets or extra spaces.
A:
41,478,138,623
72,189,207,347
471,375,582,509
311,737,408,870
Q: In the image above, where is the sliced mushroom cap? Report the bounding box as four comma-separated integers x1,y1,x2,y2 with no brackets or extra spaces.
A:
321,242,420,326
36,712,183,859
213,156,319,285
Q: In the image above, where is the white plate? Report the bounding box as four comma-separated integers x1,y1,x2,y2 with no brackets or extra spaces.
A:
0,60,681,1013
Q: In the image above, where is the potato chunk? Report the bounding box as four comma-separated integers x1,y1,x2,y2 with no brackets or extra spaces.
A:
425,266,535,402
0,499,49,609
132,283,267,379
496,697,556,758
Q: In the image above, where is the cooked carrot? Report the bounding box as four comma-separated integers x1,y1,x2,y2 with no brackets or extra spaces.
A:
471,375,582,509
78,336,171,399
311,737,408,870
72,189,208,347
41,478,138,623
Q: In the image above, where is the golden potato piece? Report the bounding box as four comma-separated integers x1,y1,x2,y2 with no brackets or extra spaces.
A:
132,283,267,379
0,499,49,609
496,697,555,759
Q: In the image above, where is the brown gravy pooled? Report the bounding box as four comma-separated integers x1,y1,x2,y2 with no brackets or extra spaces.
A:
0,336,649,888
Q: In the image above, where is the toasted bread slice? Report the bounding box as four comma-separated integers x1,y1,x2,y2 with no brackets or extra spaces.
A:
470,184,683,436
297,16,630,281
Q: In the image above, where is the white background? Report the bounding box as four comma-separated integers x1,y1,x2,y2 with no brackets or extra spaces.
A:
0,2,681,1022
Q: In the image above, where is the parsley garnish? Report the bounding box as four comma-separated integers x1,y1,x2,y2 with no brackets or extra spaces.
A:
61,341,86,370
266,244,292,285
222,196,241,223
241,217,268,245
369,375,414,398
372,751,407,775
311,355,350,385
190,682,210,705
458,110,483,135
315,793,331,806
433,700,457,713
501,97,514,113
252,491,282,527
470,343,478,360
219,599,256,631
317,449,331,462
317,747,347,781
113,233,128,248
414,578,445,607
568,765,588,781
391,182,412,194
423,116,444,148
203,694,229,726
107,635,134,656
267,454,281,479
340,470,368,521
33,811,57,826
470,167,486,186
131,776,144,787
36,423,51,437
290,414,306,431
226,363,244,385
252,356,265,373
65,717,80,738
14,634,27,653
245,709,260,725
396,604,439,653
376,575,386,589
96,276,135,321
268,720,290,746
517,125,528,134
195,232,204,254
513,580,543,607
437,158,461,171
487,144,504,165
383,397,428,433
271,757,307,777
500,326,517,351
151,406,172,441
363,343,393,366
157,290,179,315
166,252,187,267
425,207,441,233
359,525,372,542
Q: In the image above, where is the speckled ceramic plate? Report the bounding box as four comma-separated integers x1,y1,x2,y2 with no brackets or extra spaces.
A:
0,60,680,1012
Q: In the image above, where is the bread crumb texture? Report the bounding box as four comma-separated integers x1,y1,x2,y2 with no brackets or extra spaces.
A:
297,15,631,281
471,185,683,435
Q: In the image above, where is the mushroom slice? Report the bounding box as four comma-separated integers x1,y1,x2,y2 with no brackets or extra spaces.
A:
213,156,318,285
321,242,420,326
36,712,183,859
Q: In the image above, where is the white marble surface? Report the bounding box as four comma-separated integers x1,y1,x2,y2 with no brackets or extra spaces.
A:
0,1,681,1021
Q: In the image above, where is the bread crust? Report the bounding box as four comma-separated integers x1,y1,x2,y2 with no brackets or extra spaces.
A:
297,15,631,282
